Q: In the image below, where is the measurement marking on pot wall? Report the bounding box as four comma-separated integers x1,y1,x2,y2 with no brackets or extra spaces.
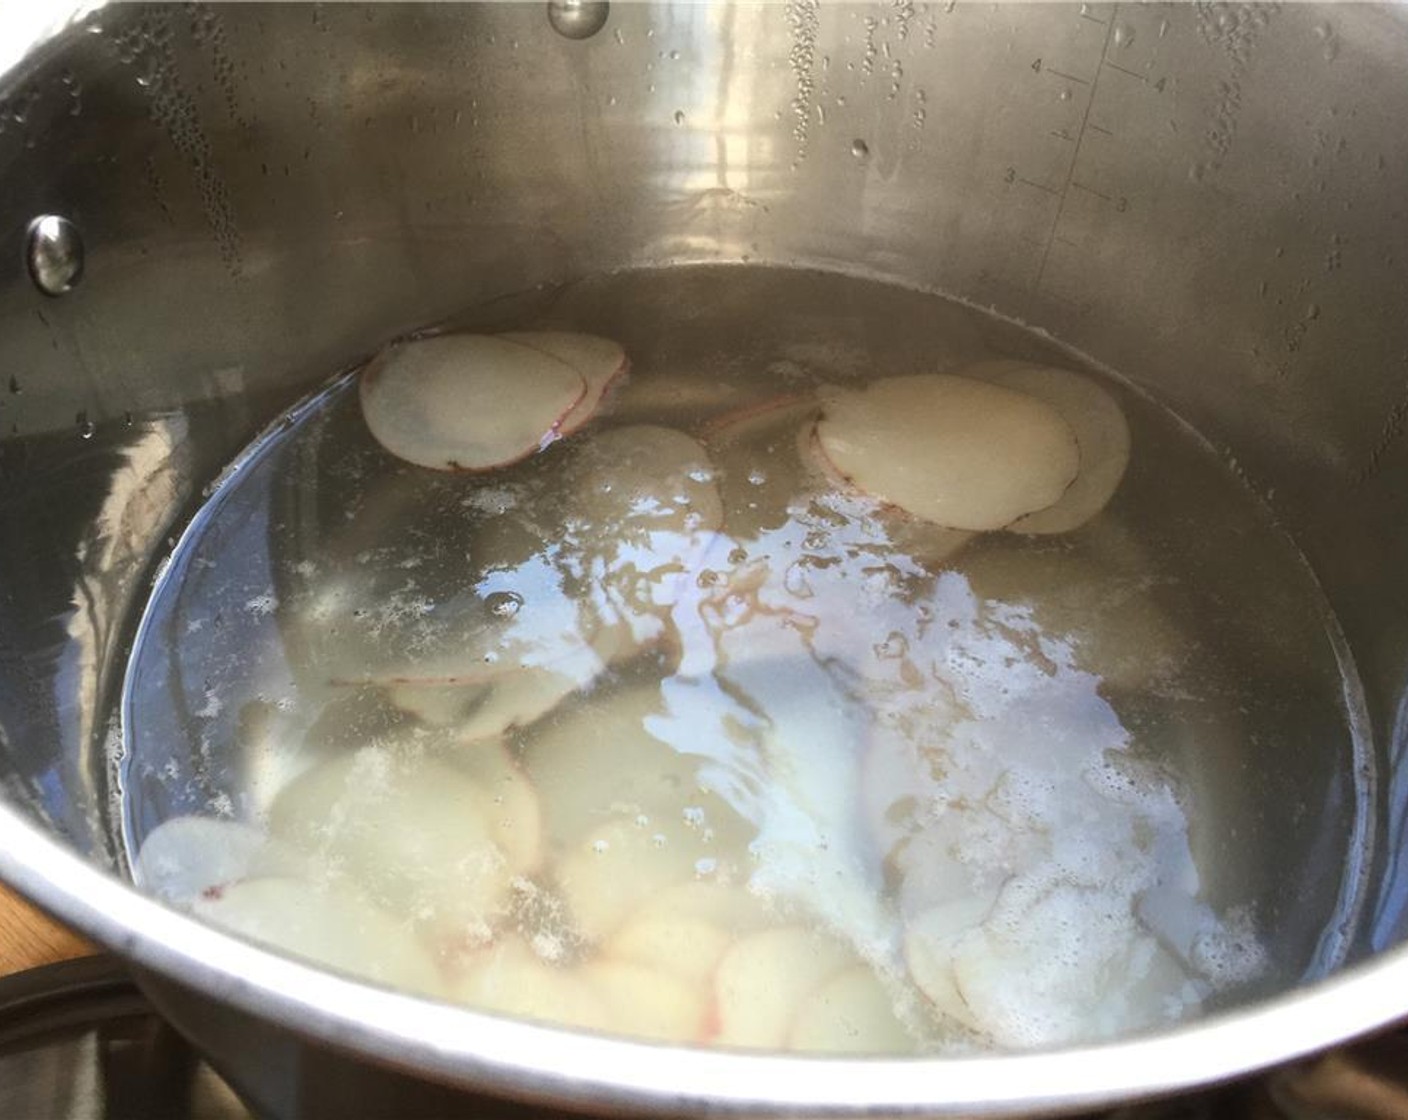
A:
1006,2,1166,294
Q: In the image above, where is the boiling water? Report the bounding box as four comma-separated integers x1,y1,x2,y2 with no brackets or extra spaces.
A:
119,266,1368,1053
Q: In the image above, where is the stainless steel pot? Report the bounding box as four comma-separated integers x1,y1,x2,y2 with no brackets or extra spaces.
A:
3,2,1408,1116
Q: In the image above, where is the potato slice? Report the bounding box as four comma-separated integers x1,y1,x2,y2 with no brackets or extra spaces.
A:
812,375,1079,531
902,898,994,1032
788,965,915,1054
449,936,610,1032
583,958,709,1043
268,748,512,940
359,334,585,471
500,331,628,437
555,816,718,941
194,877,442,997
606,910,733,986
639,880,778,935
712,926,856,1049
450,738,544,876
135,816,275,905
522,686,753,853
963,360,1131,535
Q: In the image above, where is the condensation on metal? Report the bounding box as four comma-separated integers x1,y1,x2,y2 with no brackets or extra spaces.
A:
25,214,84,296
546,0,609,41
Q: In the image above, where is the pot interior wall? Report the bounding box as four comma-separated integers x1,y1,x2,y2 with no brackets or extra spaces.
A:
1,0,1407,1033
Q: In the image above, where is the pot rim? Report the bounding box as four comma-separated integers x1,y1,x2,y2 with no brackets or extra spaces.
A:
0,807,1402,1118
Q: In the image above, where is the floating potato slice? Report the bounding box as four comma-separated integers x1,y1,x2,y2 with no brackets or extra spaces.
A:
193,877,442,997
449,738,544,876
500,331,628,437
556,816,723,942
449,936,610,1032
787,965,916,1054
811,374,1080,531
606,910,733,986
268,749,512,939
582,958,710,1043
359,334,586,471
712,926,856,1049
135,816,278,905
522,686,753,854
962,360,1131,535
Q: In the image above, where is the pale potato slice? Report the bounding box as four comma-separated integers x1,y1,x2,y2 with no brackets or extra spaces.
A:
500,331,628,437
194,877,442,997
268,748,512,940
359,334,585,471
641,880,778,935
703,396,823,540
583,958,709,1043
788,965,915,1054
135,816,273,905
963,360,1131,535
555,816,714,941
812,375,1080,531
449,936,610,1032
522,686,753,853
712,926,856,1049
607,910,733,985
450,738,544,876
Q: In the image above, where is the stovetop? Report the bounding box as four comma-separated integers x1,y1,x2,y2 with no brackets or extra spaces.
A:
1,957,1402,1120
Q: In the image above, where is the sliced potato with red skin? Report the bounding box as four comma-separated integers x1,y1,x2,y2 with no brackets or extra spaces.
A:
811,375,1080,531
359,334,586,471
583,958,710,1043
448,936,610,1032
962,360,1131,535
711,926,856,1049
500,331,628,437
268,749,512,940
194,877,443,998
606,910,733,986
787,965,916,1054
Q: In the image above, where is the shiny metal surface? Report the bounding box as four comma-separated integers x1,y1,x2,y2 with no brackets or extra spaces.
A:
2,1,1408,1115
25,214,84,296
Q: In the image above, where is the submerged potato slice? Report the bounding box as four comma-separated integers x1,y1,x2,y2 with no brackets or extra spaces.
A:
449,936,610,1031
268,749,512,939
963,360,1131,535
194,877,442,997
712,926,856,1049
522,686,752,854
359,334,585,471
812,375,1080,531
556,816,719,942
449,738,544,876
135,816,276,905
583,958,710,1043
787,965,915,1054
500,331,628,437
607,909,733,986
